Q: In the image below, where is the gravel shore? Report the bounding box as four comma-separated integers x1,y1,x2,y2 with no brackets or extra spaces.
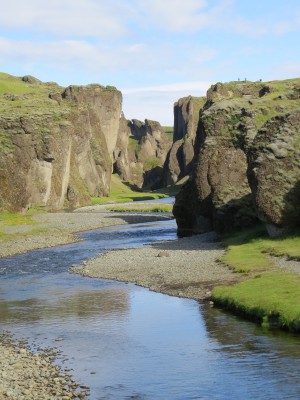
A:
0,205,172,258
70,231,241,301
0,333,89,400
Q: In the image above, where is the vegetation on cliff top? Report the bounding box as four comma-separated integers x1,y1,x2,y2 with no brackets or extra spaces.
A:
206,78,300,131
212,226,300,333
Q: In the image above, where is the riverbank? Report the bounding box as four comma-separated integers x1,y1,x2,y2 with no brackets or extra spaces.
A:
0,205,173,258
70,231,241,301
0,333,89,399
211,227,300,333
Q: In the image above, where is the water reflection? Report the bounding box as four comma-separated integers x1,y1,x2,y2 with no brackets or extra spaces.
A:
0,219,300,399
201,303,300,400
0,284,129,322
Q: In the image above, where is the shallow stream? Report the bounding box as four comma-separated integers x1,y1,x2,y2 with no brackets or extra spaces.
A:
0,218,300,399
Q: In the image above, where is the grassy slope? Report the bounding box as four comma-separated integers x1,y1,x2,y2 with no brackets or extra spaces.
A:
91,174,180,204
212,226,300,333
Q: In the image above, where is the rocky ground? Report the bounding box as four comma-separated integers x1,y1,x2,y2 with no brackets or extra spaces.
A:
0,333,89,400
0,205,172,258
70,231,241,301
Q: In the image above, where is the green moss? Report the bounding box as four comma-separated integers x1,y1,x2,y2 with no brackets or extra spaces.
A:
0,129,14,152
143,158,161,171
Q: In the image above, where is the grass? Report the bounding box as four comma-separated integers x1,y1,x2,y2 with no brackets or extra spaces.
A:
212,272,300,332
106,204,173,213
90,174,170,204
0,211,48,242
0,72,40,96
212,225,300,332
220,225,300,273
92,173,184,205
0,212,36,227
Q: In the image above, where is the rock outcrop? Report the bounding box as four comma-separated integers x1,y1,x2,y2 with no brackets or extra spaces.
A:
0,73,122,212
173,78,300,236
114,118,172,189
248,110,300,236
162,96,205,186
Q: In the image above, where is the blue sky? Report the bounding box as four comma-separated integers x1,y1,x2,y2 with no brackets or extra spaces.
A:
0,0,299,124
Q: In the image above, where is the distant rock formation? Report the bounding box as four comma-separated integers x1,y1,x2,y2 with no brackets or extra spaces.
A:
162,96,206,186
114,118,172,190
0,74,122,212
173,79,300,236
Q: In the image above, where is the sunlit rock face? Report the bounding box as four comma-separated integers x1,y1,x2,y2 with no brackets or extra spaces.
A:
0,74,122,212
162,96,206,186
114,118,172,190
173,79,300,236
248,110,300,236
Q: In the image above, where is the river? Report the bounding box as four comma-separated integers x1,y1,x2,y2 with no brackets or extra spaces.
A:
0,218,300,399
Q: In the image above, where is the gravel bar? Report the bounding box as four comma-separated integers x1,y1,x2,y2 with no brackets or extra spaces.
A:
0,206,172,258
70,231,241,301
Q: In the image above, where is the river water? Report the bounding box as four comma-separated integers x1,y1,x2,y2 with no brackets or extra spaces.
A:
0,218,300,399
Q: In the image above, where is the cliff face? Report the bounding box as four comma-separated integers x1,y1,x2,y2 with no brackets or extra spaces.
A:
248,110,300,236
163,96,206,186
173,78,300,236
114,118,172,189
0,73,122,212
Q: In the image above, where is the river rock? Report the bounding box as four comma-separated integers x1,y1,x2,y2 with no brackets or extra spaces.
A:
0,333,89,399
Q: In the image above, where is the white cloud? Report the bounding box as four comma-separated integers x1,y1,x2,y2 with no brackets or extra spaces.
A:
122,81,212,125
132,0,300,38
134,0,209,32
1,0,299,41
0,37,113,69
1,0,130,38
0,36,216,83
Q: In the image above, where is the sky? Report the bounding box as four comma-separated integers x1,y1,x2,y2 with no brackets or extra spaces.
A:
0,0,300,125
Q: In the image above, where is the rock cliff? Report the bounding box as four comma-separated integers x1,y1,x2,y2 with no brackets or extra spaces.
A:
173,78,300,236
162,96,206,186
114,118,172,189
0,73,122,212
248,109,300,236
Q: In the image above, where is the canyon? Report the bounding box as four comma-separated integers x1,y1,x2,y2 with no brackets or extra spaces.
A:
1,72,300,237
0,73,171,212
